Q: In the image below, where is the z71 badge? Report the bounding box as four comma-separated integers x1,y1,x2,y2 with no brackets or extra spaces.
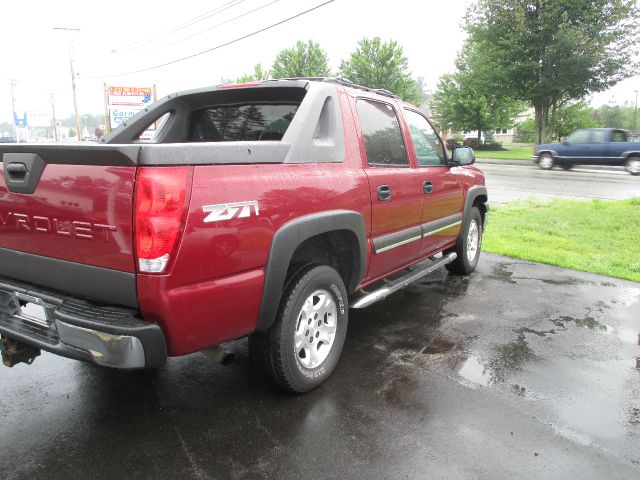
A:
202,201,259,223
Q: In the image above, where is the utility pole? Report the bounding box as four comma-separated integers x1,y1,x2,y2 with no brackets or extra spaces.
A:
8,79,19,143
634,90,638,135
54,27,81,141
50,93,58,141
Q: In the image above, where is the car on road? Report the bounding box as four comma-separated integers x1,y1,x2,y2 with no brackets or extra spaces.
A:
532,128,640,175
0,78,487,392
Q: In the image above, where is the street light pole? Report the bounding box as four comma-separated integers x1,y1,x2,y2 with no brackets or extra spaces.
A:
54,27,81,141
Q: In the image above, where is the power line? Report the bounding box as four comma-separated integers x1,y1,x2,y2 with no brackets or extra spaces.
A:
142,0,282,54
84,0,335,79
117,0,247,52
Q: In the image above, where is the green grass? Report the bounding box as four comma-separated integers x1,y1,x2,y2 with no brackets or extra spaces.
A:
474,147,533,160
482,198,640,282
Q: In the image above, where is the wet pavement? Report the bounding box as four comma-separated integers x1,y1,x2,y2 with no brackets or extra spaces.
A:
1,253,639,480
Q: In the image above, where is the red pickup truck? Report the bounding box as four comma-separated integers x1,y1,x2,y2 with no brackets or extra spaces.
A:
0,78,487,392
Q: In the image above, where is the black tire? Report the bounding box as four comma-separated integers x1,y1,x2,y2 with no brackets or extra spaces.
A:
445,206,483,275
538,153,554,170
249,265,348,393
559,163,573,170
625,156,640,175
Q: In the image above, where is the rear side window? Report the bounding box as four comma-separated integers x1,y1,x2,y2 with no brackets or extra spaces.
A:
189,104,298,142
591,130,607,143
356,99,408,167
566,130,590,144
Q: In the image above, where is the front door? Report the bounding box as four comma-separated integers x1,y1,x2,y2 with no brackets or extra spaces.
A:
353,97,423,282
402,109,464,256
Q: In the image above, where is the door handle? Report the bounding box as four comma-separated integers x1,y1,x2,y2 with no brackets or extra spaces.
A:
377,184,392,201
6,162,27,180
423,181,433,194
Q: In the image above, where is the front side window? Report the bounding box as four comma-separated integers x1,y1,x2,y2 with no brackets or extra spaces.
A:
611,130,627,142
189,104,298,142
356,99,408,167
404,109,446,166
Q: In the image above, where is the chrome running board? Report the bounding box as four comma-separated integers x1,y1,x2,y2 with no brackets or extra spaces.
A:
350,252,457,309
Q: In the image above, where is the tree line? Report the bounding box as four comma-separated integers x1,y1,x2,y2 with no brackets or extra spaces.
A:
433,0,639,144
232,37,426,106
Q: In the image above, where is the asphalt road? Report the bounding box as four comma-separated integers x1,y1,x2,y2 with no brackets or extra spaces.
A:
1,254,638,480
477,160,640,203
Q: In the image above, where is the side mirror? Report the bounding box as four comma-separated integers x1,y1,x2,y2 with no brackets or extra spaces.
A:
452,146,475,166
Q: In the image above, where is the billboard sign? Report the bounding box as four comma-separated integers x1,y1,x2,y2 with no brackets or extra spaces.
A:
109,108,140,127
27,111,52,128
107,85,154,131
108,86,153,107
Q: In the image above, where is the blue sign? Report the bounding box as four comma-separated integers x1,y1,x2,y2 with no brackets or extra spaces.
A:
13,111,27,127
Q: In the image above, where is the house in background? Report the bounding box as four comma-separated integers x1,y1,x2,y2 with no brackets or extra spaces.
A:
458,108,536,144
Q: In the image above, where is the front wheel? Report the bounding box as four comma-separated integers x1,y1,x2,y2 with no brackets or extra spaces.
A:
249,265,348,393
625,156,640,175
446,206,483,275
538,153,554,170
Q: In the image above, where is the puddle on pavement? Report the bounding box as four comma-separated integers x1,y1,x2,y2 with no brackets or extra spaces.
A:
458,356,491,386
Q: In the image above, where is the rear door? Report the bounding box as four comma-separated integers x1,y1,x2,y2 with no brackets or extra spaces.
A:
353,97,422,281
402,109,464,255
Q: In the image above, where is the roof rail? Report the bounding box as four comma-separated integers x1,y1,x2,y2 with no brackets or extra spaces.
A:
266,77,400,99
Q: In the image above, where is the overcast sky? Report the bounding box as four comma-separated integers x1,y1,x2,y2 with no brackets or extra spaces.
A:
1,0,638,125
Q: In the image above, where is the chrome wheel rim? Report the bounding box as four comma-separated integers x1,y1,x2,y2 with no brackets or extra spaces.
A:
466,220,479,262
294,289,337,369
626,158,640,174
539,155,553,169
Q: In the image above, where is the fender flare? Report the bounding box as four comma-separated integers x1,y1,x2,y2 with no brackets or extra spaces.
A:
463,186,488,230
536,149,558,160
255,210,367,333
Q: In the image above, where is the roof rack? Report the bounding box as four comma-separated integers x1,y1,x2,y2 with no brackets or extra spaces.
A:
266,77,400,99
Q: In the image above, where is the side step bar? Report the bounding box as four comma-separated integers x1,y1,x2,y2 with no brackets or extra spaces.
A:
350,252,457,309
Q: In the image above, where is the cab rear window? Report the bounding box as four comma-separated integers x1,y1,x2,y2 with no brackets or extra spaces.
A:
189,104,299,142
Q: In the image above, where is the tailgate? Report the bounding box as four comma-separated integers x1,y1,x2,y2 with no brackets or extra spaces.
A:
0,145,140,306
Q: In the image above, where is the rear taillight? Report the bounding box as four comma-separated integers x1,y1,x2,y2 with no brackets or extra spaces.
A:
134,167,191,274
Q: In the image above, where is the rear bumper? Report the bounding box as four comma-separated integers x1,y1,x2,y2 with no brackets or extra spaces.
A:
0,276,166,369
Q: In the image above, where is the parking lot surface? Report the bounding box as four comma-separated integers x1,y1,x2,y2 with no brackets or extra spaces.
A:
1,254,639,480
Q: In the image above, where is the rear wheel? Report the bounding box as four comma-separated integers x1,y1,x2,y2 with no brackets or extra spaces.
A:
625,156,640,175
249,265,348,393
446,206,483,275
538,153,554,170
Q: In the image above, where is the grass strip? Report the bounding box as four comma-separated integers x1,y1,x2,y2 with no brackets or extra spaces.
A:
482,198,640,282
474,147,533,160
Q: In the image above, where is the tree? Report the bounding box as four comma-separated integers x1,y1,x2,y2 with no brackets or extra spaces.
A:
339,37,422,104
466,0,640,144
236,63,271,83
432,42,523,143
552,101,597,140
271,40,331,78
592,104,635,130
